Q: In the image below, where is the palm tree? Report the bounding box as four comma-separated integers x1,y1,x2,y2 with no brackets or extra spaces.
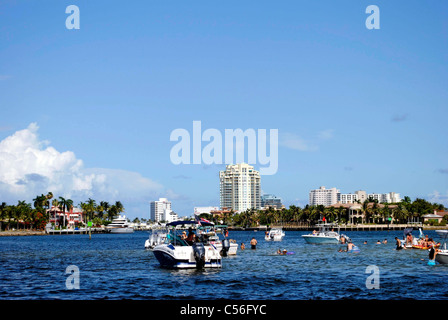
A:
86,198,97,222
33,194,47,210
326,206,337,223
58,197,73,228
96,203,104,220
0,202,6,231
115,201,124,215
107,205,118,221
51,199,60,227
45,192,53,217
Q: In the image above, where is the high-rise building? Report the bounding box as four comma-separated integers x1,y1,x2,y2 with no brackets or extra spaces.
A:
150,198,178,223
219,163,261,212
309,186,340,206
261,194,284,209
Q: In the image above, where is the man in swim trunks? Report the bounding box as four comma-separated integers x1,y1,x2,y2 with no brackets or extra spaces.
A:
250,237,257,249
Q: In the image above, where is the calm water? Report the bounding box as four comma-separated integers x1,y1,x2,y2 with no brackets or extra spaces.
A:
0,230,447,300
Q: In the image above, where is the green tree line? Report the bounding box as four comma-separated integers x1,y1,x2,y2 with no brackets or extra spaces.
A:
201,197,447,228
0,192,125,231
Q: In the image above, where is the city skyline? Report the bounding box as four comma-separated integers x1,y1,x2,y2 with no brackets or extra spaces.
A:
1,1,447,219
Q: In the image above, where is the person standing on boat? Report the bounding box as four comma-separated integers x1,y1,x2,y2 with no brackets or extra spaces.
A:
186,227,196,245
250,237,257,249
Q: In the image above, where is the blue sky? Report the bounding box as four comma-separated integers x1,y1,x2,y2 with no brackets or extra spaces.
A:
1,1,447,219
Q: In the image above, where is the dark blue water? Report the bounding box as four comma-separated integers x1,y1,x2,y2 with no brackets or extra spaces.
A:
1,230,447,300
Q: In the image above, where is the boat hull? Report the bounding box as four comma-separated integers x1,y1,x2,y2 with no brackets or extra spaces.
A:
302,235,339,244
210,241,239,255
152,244,222,269
265,235,285,241
435,251,448,264
109,227,134,234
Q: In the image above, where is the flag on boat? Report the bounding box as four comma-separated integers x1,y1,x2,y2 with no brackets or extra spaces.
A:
195,215,213,226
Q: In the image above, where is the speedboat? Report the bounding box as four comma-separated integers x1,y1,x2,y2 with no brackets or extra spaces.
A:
152,220,222,269
265,228,285,241
145,229,168,250
302,223,348,244
198,225,238,256
435,230,448,264
106,215,134,234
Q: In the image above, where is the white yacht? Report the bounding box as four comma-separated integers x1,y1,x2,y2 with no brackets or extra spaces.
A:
265,228,285,241
106,215,134,234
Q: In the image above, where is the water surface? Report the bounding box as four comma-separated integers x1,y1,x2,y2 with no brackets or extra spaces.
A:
0,230,446,300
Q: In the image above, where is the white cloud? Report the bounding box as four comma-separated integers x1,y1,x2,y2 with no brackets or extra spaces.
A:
279,132,318,152
0,123,164,209
428,190,448,207
317,129,334,140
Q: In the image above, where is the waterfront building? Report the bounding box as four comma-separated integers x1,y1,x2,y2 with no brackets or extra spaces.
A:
47,206,83,228
338,191,401,204
309,186,340,206
261,194,284,210
150,198,179,223
219,163,261,212
311,186,402,205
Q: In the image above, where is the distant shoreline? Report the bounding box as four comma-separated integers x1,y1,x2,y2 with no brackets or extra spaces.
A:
1,224,447,237
0,230,46,237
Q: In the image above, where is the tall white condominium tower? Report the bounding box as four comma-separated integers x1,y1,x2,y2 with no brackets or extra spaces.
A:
150,198,172,223
219,163,261,212
309,186,340,206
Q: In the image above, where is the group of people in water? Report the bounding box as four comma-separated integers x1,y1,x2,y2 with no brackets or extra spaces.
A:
181,227,440,265
394,234,439,250
239,238,257,251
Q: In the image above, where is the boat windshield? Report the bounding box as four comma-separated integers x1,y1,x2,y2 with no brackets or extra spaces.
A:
167,230,189,246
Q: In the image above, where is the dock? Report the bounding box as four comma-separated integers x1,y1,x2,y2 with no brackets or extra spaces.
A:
46,228,110,235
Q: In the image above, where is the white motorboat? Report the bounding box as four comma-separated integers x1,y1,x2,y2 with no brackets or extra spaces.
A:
152,220,222,269
106,215,134,234
265,228,285,241
435,230,448,264
145,229,168,250
199,225,238,256
302,223,349,244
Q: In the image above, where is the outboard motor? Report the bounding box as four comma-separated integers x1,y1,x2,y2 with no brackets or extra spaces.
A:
193,243,206,269
221,239,230,257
